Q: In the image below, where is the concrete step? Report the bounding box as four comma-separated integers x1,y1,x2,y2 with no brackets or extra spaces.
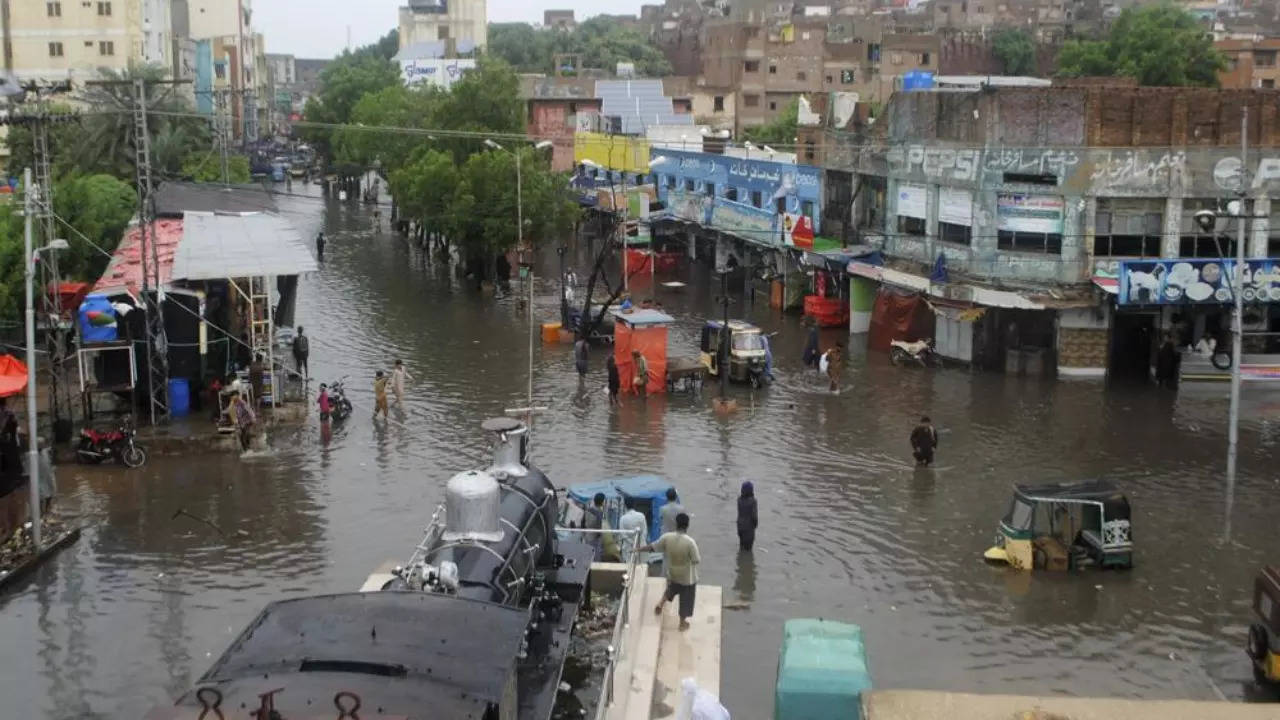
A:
621,577,669,720
650,584,723,720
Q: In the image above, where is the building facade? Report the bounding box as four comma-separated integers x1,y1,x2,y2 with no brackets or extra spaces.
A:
826,85,1280,378
398,0,486,54
1218,38,1280,89
2,0,171,85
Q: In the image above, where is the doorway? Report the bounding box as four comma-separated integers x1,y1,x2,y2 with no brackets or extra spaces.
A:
1109,312,1156,380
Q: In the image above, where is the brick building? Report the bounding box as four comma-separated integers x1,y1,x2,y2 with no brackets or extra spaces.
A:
1218,38,1280,89
825,85,1280,378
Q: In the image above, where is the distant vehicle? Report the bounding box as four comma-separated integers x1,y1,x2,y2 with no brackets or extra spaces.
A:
890,338,941,367
561,474,677,567
700,320,767,388
984,481,1133,571
327,377,354,423
76,415,146,467
1248,566,1280,685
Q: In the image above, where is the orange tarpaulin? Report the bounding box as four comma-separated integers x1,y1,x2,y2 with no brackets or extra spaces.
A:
868,289,935,352
0,355,29,398
614,321,668,395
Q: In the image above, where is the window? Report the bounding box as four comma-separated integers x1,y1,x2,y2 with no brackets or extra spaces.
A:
841,69,855,84
726,187,738,202
568,102,577,114
751,190,763,208
713,95,724,111
46,2,61,16
437,26,449,40
939,222,972,245
48,42,63,57
1094,200,1162,257
825,74,834,83
215,62,226,80
797,71,806,81
898,216,926,235
769,101,777,110
705,182,715,197
801,200,814,219
921,52,931,65
805,140,815,162
99,40,114,56
868,43,881,62
768,64,777,74
684,178,695,192
744,60,760,73
743,94,759,107
1264,79,1276,89
745,27,760,39
775,197,786,214
1255,50,1277,67
665,175,675,190
97,1,111,15
998,230,1062,254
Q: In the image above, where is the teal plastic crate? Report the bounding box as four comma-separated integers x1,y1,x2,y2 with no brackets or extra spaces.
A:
775,619,871,720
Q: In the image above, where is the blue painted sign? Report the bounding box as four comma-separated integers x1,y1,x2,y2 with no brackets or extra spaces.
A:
650,148,821,246
1118,258,1280,305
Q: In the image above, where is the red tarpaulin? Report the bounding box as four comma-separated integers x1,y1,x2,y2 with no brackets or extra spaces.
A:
0,355,30,397
868,289,935,352
614,322,668,395
49,281,91,319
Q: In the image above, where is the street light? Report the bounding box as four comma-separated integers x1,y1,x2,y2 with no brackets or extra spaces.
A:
23,170,68,551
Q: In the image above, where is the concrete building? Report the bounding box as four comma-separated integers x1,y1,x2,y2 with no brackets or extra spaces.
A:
398,0,486,55
1218,37,1280,89
824,84,1280,378
522,75,600,171
543,9,575,31
1,0,171,85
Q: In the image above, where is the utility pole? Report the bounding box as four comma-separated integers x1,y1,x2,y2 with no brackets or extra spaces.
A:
133,78,170,425
1225,106,1248,543
22,167,41,550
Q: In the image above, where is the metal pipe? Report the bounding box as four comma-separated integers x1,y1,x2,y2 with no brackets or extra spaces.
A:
1225,105,1247,543
23,167,41,549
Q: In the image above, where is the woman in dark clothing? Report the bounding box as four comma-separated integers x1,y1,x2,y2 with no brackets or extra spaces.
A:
802,322,820,370
606,354,620,405
736,481,758,551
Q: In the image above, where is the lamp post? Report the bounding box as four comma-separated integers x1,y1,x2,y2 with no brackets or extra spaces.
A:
23,167,69,550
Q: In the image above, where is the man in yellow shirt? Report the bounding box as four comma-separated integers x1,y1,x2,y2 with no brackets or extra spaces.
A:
373,371,389,419
639,512,700,631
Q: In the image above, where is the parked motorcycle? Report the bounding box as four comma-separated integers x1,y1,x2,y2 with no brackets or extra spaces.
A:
890,338,942,368
328,378,354,422
77,415,147,467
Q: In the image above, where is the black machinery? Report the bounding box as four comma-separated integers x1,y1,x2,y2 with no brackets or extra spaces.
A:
148,418,596,720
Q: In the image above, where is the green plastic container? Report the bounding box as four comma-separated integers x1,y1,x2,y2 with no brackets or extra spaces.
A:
775,619,871,720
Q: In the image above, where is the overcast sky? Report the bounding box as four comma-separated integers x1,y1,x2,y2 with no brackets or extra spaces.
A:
256,0,643,59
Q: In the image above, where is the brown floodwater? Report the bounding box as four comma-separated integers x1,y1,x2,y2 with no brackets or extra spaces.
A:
2,189,1279,719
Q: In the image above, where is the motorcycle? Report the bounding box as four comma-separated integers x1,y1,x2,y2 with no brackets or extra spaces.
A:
890,338,942,368
327,378,354,422
77,416,147,467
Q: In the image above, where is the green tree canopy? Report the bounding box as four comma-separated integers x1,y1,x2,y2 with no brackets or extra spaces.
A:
181,151,251,184
743,100,798,147
486,18,672,76
1056,3,1226,86
992,28,1037,76
301,39,402,160
51,174,137,281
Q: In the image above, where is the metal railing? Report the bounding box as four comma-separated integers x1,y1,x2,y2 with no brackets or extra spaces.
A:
557,526,645,720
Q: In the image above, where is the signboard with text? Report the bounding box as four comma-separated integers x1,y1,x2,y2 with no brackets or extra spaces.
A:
1118,258,1280,305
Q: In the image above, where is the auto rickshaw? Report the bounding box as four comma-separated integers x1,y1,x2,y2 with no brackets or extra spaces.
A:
700,320,768,388
1247,565,1280,685
983,481,1133,571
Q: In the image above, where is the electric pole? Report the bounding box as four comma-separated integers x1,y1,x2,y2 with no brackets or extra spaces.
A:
133,78,170,425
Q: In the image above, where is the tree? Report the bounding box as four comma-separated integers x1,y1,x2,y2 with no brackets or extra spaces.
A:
1056,3,1226,86
301,50,401,161
181,151,251,184
486,18,672,76
331,83,440,173
488,23,552,72
52,174,137,281
744,100,798,147
993,28,1037,76
389,148,459,243
0,209,26,321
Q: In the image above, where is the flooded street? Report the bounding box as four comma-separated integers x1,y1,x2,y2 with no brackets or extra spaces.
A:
3,190,1280,719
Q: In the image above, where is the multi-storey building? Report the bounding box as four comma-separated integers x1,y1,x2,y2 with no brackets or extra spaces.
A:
398,0,486,55
1218,38,1280,89
1,0,171,85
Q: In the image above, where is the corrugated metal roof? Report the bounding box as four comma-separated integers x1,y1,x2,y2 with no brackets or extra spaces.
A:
172,212,318,281
92,219,185,299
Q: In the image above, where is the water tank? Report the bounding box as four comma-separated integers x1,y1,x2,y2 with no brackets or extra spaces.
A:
902,71,935,91
78,294,117,342
442,470,504,543
168,378,191,417
776,619,871,720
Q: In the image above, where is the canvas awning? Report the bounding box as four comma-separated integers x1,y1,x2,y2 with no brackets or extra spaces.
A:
171,212,318,281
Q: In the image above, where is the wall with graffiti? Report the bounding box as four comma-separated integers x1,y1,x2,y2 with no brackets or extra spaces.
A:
649,148,822,248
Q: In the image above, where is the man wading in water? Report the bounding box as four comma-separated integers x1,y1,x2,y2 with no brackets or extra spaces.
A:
911,415,939,466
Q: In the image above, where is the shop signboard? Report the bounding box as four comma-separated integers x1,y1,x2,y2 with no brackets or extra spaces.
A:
400,58,476,89
783,213,814,249
710,201,778,245
997,194,1064,234
897,183,927,219
1118,258,1280,305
